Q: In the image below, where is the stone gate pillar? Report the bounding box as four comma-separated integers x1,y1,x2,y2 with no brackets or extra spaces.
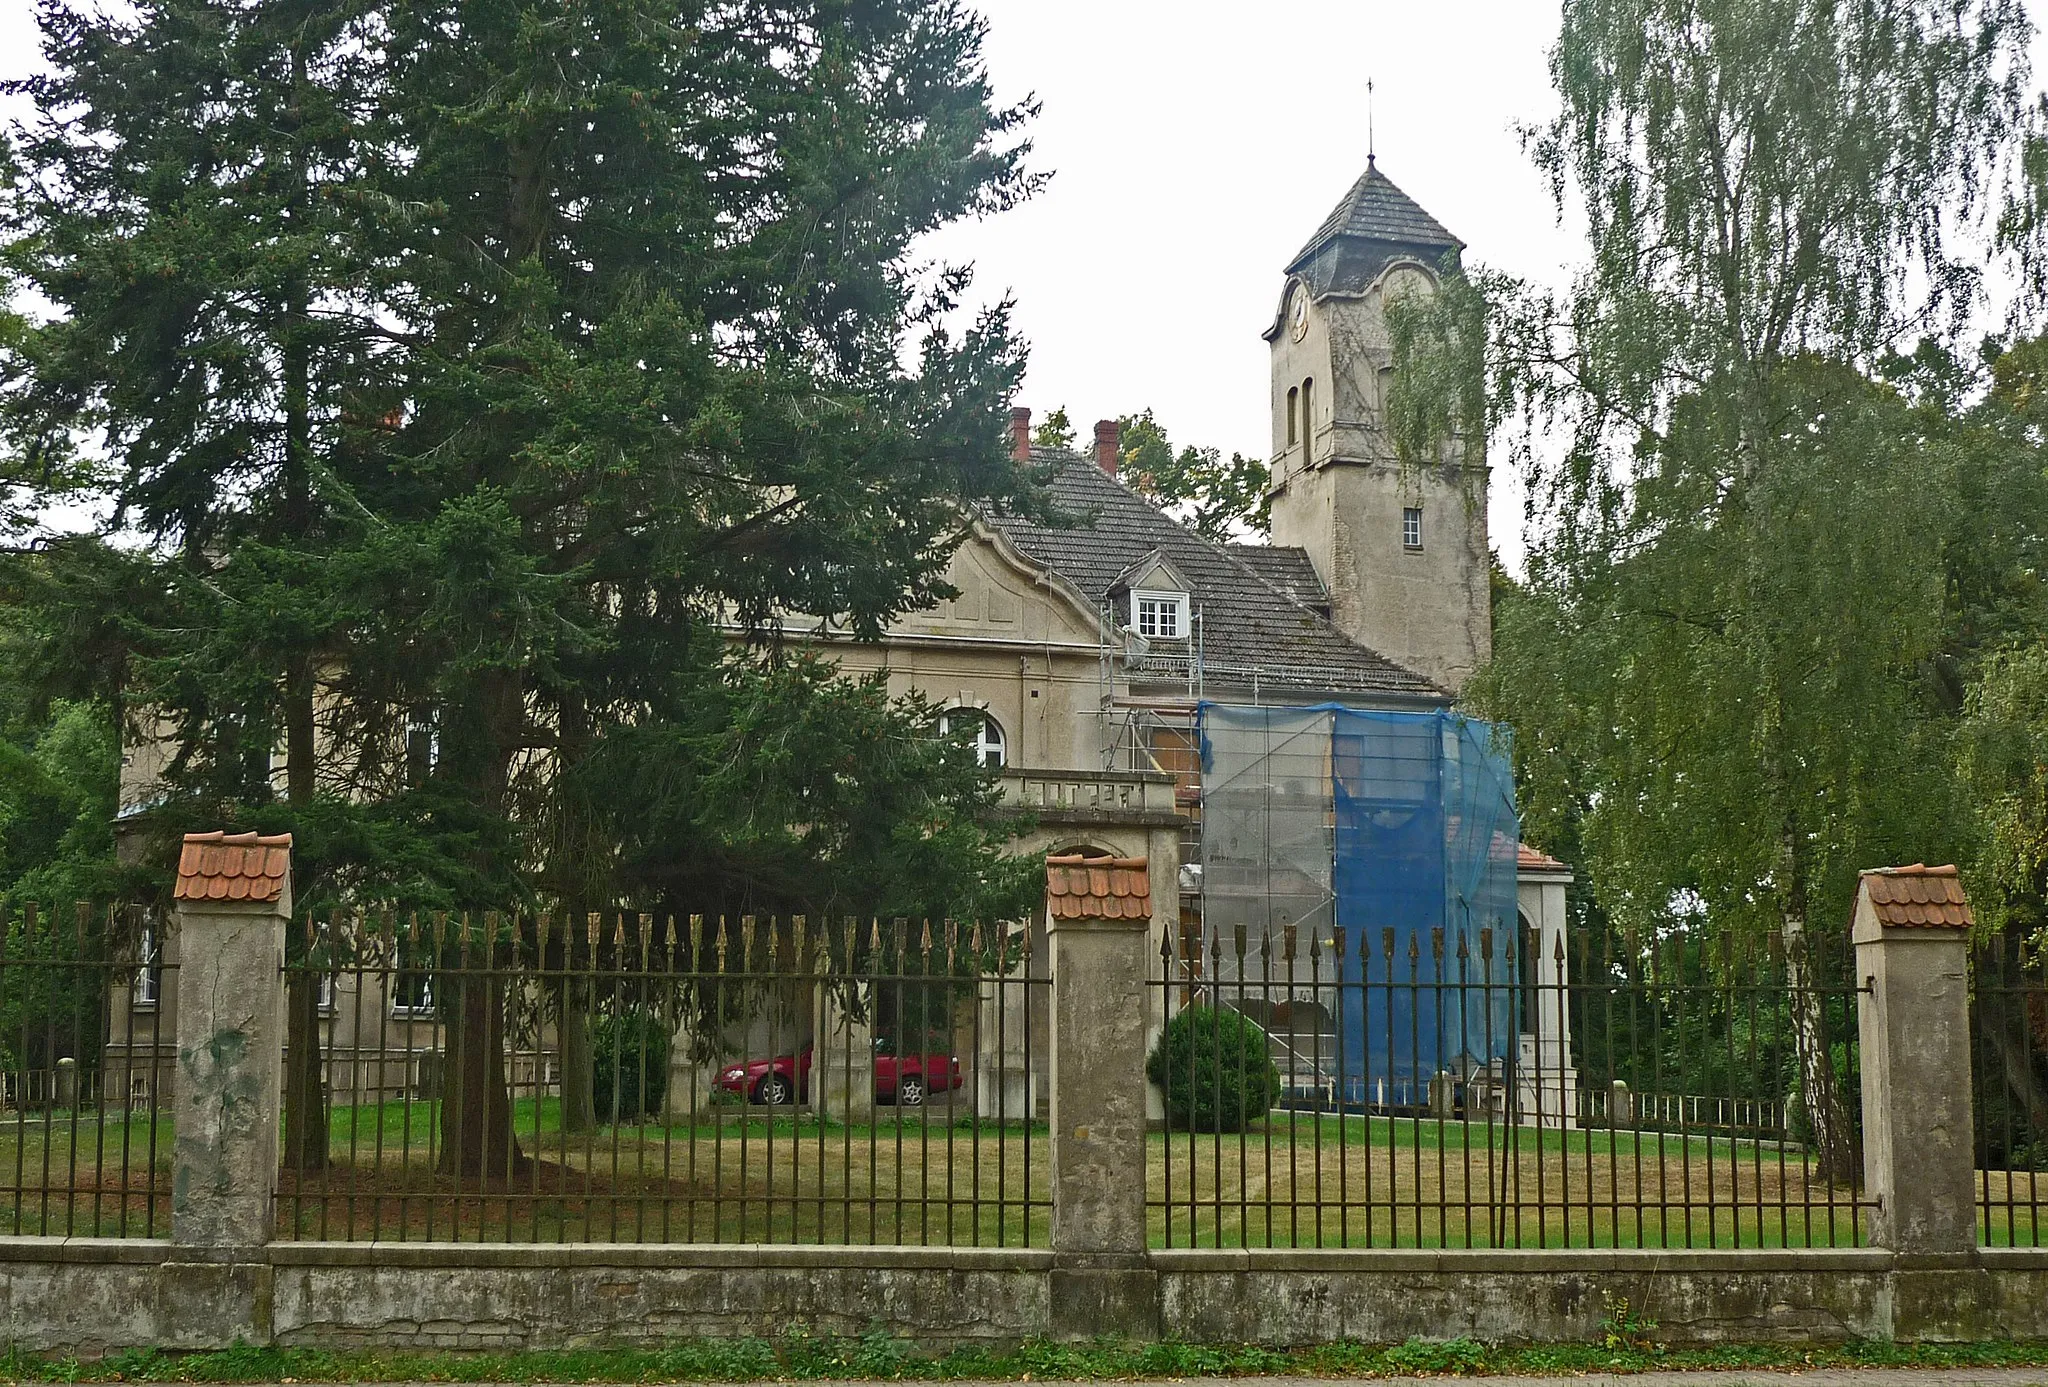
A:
1046,853,1157,1338
170,830,293,1249
1853,863,1976,1257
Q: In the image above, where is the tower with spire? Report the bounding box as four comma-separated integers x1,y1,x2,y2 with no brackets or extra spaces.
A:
1264,159,1491,694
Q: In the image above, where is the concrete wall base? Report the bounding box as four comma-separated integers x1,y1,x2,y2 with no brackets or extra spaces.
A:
3,1240,2046,1351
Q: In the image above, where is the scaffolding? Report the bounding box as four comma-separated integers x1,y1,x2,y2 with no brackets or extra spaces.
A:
1195,702,1520,1106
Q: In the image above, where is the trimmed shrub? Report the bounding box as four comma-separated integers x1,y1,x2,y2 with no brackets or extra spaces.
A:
591,1006,671,1120
1146,1004,1281,1132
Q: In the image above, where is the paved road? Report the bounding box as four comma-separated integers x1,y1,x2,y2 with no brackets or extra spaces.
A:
681,1375,2048,1387
258,1373,2048,1387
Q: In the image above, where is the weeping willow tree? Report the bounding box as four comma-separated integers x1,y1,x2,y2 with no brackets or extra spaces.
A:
1396,0,2038,1182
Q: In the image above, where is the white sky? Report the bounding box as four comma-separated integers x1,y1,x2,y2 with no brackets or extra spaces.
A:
3,2,2043,571
917,2,1581,571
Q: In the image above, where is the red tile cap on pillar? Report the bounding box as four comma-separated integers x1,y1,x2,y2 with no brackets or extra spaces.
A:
1859,863,1974,928
1046,853,1150,919
176,830,293,904
1516,842,1570,871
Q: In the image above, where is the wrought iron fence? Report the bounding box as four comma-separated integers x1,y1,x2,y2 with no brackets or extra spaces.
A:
1972,936,2047,1247
1148,921,1872,1248
276,911,1048,1244
0,902,172,1237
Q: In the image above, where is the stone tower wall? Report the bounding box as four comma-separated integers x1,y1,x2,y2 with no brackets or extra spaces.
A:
1267,266,1491,694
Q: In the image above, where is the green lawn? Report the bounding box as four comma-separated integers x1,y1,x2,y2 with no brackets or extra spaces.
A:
0,1097,2038,1249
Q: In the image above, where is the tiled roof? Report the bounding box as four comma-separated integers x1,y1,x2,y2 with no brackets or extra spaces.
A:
1517,843,1570,873
176,830,292,904
1860,863,1973,928
1226,544,1328,610
1294,161,1462,263
1046,853,1151,920
987,455,1443,699
1283,161,1464,306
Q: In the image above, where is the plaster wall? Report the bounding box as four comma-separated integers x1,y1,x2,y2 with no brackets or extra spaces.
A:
815,532,1112,776
1266,269,1491,694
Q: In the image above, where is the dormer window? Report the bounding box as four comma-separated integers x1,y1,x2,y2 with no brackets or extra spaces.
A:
1134,591,1188,640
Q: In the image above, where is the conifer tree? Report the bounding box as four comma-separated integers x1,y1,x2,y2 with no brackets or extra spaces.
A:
3,0,1046,1179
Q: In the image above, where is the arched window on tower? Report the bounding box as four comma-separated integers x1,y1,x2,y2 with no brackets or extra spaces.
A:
1286,387,1299,446
1301,377,1315,458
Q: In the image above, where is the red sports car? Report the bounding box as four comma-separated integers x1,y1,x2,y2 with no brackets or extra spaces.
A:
714,1037,963,1107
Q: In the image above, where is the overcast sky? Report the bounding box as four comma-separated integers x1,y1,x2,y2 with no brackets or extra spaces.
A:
917,2,1580,569
2,3,2042,569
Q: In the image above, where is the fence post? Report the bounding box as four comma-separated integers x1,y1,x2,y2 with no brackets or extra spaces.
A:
814,978,875,1126
1046,853,1157,1339
1852,864,1976,1257
169,831,292,1250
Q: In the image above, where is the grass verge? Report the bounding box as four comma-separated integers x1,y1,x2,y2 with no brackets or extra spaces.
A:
4,1334,2048,1383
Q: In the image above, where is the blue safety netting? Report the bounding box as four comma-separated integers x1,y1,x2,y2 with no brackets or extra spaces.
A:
1197,703,1519,1106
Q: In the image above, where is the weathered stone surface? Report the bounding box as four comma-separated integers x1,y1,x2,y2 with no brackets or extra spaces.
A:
1153,1251,1891,1345
1047,913,1150,1261
171,895,289,1249
812,984,875,1126
268,1252,1050,1348
1854,898,1977,1256
0,1241,2046,1349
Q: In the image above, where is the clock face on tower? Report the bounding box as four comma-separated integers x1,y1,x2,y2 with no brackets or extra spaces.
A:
1288,286,1310,342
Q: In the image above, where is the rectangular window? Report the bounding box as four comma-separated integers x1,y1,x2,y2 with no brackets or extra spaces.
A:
391,966,435,1016
1135,593,1186,639
134,926,161,1008
1402,507,1423,550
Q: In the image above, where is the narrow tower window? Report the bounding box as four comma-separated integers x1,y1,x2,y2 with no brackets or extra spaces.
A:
1301,377,1315,457
1286,387,1299,446
1402,507,1423,550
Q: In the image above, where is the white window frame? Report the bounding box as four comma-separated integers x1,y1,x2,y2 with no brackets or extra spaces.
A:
1134,591,1189,639
939,709,1007,769
391,968,435,1017
1402,507,1423,551
134,925,161,1008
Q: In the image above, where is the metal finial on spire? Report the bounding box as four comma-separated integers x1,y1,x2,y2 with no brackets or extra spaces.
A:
1367,78,1375,166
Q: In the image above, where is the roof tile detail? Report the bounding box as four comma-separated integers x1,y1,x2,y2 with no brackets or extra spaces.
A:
1292,161,1463,268
1046,853,1151,920
176,830,293,904
1860,863,1973,929
1280,161,1465,307
988,456,1443,699
1517,843,1570,872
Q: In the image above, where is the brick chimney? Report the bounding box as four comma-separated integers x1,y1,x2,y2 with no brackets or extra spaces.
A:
1094,418,1120,477
1010,406,1032,462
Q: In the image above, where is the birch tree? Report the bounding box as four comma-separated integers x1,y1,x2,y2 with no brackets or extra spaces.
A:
1427,0,2036,1181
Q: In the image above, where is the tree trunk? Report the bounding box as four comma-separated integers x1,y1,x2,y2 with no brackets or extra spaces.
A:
1980,993,2048,1142
436,929,525,1180
559,978,596,1134
277,30,328,1174
1779,825,1856,1184
280,665,325,1172
283,969,329,1171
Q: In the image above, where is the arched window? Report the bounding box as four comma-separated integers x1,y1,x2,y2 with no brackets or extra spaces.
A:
1286,386,1299,446
1301,377,1315,457
940,708,1007,769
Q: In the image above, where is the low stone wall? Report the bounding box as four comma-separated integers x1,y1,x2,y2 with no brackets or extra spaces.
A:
5,1238,2047,1351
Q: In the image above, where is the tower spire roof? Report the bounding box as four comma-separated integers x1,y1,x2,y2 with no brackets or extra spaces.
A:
1287,161,1462,275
